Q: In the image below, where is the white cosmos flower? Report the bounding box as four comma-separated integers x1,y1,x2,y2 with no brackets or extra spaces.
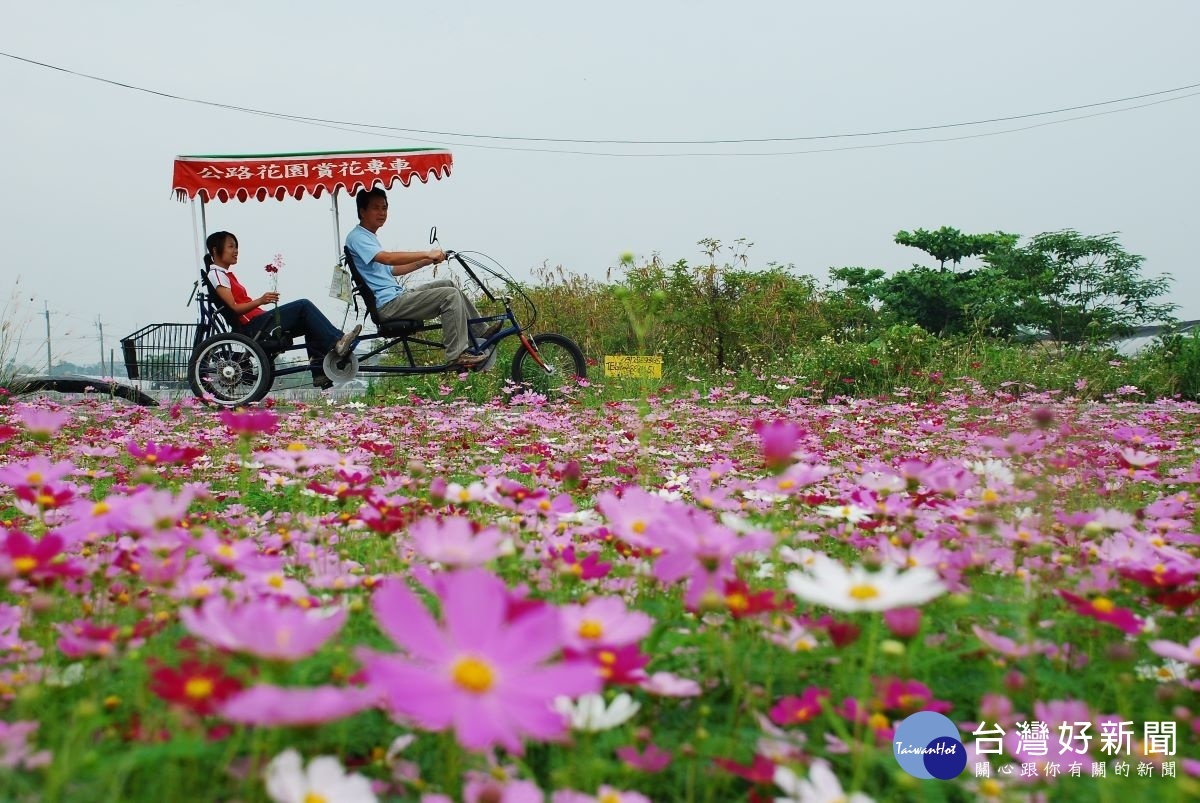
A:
553,693,641,732
815,504,872,524
967,458,1015,487
774,759,874,803
1134,659,1191,683
264,748,377,803
785,554,946,612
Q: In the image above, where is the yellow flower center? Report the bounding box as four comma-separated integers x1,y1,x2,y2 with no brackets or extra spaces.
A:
578,619,604,640
287,442,307,451
848,584,880,600
631,520,646,534
1091,597,1115,613
92,502,110,515
12,556,38,574
980,779,1002,796
451,656,495,693
868,712,890,731
599,794,620,803
216,544,236,559
184,677,214,699
981,488,999,504
267,574,284,589
725,592,749,611
304,794,328,803
26,472,43,485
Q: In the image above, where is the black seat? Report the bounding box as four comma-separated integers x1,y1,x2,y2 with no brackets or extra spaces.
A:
342,246,424,337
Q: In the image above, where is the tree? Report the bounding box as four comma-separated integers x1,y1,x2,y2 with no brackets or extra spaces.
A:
986,230,1176,343
894,227,1018,269
832,228,1020,336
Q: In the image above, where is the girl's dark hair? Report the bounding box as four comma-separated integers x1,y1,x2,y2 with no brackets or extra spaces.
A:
203,231,238,268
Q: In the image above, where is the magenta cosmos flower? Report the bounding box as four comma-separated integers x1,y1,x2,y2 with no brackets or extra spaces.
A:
358,569,600,753
180,596,346,661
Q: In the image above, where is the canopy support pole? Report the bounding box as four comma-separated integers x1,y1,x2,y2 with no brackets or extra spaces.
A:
191,198,208,290
331,188,342,260
332,189,351,328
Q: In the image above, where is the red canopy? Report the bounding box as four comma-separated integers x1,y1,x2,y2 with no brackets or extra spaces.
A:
172,148,453,203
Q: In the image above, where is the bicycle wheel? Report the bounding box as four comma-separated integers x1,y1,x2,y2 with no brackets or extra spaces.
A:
188,333,273,406
510,333,586,396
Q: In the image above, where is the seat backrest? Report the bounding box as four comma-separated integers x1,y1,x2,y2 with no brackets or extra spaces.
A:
200,268,244,333
343,246,383,325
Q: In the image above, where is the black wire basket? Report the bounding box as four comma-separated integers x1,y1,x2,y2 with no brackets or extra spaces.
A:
120,323,199,383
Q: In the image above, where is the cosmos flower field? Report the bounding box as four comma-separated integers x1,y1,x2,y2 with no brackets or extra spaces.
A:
0,380,1198,802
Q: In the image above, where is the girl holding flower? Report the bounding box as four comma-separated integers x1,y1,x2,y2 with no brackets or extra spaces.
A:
204,231,360,389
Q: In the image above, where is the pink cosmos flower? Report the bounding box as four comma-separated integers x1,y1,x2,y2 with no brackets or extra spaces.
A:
770,686,829,726
752,419,803,471
545,546,612,580
551,788,651,803
559,596,654,653
0,457,76,493
407,515,503,568
1,531,84,584
219,409,279,436
1149,635,1200,666
220,684,377,726
615,742,672,772
462,778,543,803
646,506,773,609
0,721,51,770
12,404,72,438
180,597,346,661
126,440,203,466
639,671,701,697
1056,590,1143,635
358,569,600,753
971,625,1056,659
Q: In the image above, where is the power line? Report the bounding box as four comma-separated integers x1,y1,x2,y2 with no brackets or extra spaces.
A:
3,49,1199,153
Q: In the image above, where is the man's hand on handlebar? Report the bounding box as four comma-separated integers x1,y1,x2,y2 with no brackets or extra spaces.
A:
427,249,446,264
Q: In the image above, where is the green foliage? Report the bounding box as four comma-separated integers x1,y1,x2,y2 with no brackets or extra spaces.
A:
834,227,1176,345
985,229,1177,343
894,226,1018,269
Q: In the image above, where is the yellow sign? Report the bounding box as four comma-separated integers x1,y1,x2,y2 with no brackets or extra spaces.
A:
604,355,663,379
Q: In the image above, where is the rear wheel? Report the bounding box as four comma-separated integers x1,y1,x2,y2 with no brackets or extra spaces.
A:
510,333,586,396
188,333,273,406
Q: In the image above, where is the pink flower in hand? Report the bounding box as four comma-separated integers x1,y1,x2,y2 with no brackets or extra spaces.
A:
359,569,600,753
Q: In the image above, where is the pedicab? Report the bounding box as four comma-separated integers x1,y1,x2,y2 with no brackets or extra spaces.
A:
120,148,586,406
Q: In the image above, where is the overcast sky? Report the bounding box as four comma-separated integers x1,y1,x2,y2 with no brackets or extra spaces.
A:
2,1,1198,372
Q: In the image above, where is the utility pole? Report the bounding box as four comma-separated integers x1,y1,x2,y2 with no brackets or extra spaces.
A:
96,316,105,376
43,301,52,375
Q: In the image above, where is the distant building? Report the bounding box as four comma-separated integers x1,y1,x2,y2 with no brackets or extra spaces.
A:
1112,320,1200,356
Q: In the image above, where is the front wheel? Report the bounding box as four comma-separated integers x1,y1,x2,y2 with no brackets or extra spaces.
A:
510,333,586,396
188,333,273,406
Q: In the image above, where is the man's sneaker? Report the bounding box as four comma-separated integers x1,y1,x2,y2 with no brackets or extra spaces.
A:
450,352,488,372
479,345,498,372
478,320,504,342
334,324,363,359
